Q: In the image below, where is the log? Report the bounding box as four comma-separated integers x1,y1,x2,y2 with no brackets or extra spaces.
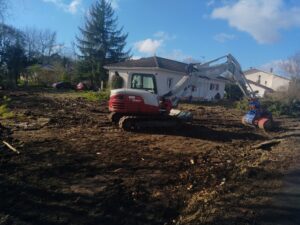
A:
252,139,283,150
2,141,20,154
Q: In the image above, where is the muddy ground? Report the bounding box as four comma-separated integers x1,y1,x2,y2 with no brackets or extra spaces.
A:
0,89,300,225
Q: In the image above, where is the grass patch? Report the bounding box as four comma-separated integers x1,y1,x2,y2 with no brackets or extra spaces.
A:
81,89,110,102
0,96,14,119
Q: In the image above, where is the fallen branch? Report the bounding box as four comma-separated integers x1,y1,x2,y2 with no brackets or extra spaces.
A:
2,141,20,154
252,139,283,150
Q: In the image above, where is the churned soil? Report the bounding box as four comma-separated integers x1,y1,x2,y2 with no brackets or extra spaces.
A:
0,89,299,225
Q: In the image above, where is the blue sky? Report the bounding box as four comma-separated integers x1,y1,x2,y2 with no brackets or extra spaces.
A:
7,0,300,73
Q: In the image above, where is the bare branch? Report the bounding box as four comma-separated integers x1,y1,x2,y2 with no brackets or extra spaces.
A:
280,52,300,78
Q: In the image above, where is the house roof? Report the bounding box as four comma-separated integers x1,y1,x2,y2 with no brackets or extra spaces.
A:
244,68,290,81
105,56,188,73
247,79,274,92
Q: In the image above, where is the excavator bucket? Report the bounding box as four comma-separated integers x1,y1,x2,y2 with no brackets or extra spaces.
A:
242,98,273,131
258,118,273,131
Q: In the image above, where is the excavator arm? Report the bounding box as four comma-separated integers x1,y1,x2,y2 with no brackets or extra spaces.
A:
163,54,273,130
193,54,255,98
163,54,256,106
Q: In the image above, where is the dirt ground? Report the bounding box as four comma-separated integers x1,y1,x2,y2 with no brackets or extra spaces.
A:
0,89,300,225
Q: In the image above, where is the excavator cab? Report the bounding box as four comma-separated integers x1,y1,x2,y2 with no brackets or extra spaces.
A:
131,73,157,94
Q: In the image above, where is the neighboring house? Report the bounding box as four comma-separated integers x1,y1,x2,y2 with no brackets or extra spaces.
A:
244,68,290,97
104,56,227,101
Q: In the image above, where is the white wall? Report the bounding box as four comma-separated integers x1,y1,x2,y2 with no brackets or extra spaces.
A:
248,83,267,97
154,71,183,96
245,71,290,91
246,71,273,88
189,79,225,101
272,75,290,91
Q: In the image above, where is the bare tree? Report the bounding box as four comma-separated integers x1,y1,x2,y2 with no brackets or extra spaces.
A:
39,29,57,58
279,51,300,100
280,52,300,78
23,28,58,64
23,27,40,61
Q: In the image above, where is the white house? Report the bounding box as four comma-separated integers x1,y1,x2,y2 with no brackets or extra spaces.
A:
244,68,290,97
104,56,227,101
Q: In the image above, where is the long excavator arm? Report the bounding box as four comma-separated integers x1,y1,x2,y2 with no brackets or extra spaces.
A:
163,54,256,106
163,54,273,130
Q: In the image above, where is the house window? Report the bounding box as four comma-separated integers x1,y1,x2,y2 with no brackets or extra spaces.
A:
131,73,157,93
167,78,173,89
210,83,219,90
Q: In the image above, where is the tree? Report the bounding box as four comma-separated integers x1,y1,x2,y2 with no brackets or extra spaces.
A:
278,52,300,100
0,24,26,87
38,29,57,61
280,51,300,78
23,27,40,65
23,28,58,65
76,0,130,86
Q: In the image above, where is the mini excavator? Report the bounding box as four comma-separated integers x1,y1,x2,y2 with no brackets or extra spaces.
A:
108,54,273,131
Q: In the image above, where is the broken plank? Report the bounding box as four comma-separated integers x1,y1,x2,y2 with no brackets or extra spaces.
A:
2,141,20,154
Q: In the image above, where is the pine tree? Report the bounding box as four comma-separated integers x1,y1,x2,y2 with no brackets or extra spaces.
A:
76,0,130,86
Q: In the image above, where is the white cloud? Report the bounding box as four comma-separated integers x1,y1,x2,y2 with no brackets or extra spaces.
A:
134,39,163,55
43,0,82,14
68,0,81,14
134,31,177,55
105,0,119,9
211,0,300,44
161,49,191,62
214,33,236,43
154,31,176,40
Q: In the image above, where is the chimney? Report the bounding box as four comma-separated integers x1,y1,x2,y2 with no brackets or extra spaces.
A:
270,67,273,73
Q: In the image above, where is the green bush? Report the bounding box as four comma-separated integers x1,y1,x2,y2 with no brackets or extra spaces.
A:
235,77,300,117
81,89,110,102
235,96,300,117
235,98,249,111
262,99,300,117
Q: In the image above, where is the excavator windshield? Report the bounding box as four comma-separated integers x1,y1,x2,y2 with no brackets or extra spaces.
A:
131,73,157,94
